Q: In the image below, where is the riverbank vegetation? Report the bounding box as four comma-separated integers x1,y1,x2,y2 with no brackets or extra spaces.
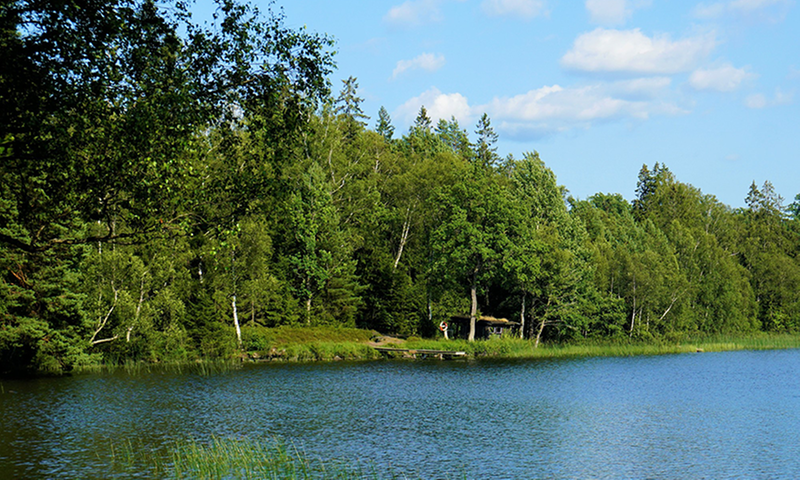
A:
109,436,402,480
67,327,800,373
2,0,800,376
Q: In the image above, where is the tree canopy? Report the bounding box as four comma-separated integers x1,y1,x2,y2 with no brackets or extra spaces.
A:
2,0,799,375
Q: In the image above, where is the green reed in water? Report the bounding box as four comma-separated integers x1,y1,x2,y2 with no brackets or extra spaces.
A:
74,358,242,376
109,436,429,479
402,333,800,360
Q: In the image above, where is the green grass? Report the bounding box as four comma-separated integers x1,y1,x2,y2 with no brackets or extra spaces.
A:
242,326,384,362
278,341,383,362
75,327,800,374
238,329,800,363
399,332,800,360
108,436,430,479
243,326,375,349
73,358,242,376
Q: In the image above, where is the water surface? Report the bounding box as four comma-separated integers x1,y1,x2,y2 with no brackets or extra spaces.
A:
2,349,800,478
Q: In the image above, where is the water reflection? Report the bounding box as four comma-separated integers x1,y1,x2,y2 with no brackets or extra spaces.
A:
3,350,800,478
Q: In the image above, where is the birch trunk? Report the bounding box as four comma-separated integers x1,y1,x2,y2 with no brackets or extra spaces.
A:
91,283,119,345
534,298,551,348
232,294,242,348
393,207,412,269
469,271,478,342
535,316,546,348
629,274,636,337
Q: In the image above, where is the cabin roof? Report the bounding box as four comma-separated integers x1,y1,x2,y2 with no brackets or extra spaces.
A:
449,315,521,326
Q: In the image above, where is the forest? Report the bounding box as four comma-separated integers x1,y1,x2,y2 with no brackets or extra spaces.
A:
2,0,800,375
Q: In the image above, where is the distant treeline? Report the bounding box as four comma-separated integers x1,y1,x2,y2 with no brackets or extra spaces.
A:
2,0,799,374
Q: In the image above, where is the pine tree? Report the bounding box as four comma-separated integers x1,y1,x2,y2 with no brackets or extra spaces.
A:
335,76,369,139
413,106,432,132
474,113,499,169
376,106,395,141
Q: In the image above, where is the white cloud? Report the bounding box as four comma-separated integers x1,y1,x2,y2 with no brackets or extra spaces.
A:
729,0,790,12
692,2,726,18
392,53,446,79
395,87,472,125
482,0,547,19
483,84,680,121
585,0,651,26
689,63,757,91
561,28,717,75
745,93,767,108
477,82,684,139
692,0,791,20
774,88,794,105
609,77,672,99
746,88,795,108
395,79,685,141
384,0,443,27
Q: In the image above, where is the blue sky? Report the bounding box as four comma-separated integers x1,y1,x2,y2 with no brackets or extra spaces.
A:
204,0,799,208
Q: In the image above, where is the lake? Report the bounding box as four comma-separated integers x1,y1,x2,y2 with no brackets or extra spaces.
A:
3,349,800,479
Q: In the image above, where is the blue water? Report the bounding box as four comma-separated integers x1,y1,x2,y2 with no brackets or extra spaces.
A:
3,349,800,478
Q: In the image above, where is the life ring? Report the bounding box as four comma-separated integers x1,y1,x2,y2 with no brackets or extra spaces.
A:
439,322,448,332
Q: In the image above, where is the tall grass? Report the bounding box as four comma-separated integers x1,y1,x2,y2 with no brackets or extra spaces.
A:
73,358,241,376
401,332,800,360
108,436,427,479
279,342,383,362
75,329,800,374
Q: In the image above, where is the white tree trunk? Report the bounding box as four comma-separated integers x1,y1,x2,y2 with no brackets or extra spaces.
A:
393,211,412,269
629,274,637,337
232,294,242,349
535,317,546,348
469,281,477,342
91,283,119,345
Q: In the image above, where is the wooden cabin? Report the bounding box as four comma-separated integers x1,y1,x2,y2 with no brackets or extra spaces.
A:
448,315,521,340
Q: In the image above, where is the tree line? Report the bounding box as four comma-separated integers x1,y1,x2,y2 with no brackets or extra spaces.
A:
2,0,799,374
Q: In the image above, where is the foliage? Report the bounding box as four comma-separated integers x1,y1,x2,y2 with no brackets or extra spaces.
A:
2,0,799,375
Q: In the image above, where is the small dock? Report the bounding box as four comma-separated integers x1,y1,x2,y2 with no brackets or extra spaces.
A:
373,347,467,360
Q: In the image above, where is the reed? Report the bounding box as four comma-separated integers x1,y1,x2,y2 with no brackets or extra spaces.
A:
74,330,800,374
73,358,241,376
401,333,800,360
279,341,382,362
108,436,424,479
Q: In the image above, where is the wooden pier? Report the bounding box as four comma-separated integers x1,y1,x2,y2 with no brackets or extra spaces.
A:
372,347,467,360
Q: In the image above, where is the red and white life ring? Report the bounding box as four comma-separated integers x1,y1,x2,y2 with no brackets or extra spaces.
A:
439,321,448,332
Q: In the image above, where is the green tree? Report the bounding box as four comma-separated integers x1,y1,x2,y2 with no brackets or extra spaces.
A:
376,106,396,142
82,238,191,361
430,166,522,341
436,117,473,159
279,163,362,325
739,181,800,331
335,76,369,139
0,0,333,253
0,0,334,373
628,166,757,335
507,153,610,344
474,113,500,169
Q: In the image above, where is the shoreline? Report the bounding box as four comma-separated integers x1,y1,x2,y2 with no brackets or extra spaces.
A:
48,330,800,377
92,334,800,374
257,333,800,362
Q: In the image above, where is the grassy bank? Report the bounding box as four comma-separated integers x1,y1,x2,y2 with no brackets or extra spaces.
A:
74,328,800,375
242,325,384,362
398,333,800,360
241,327,800,362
